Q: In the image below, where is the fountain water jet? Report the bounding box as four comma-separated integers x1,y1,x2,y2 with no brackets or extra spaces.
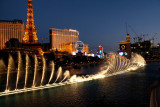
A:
40,57,46,85
0,52,146,97
60,70,70,83
69,53,146,83
32,55,38,87
48,61,54,84
130,53,146,67
6,54,14,91
24,54,30,88
54,67,62,83
15,51,22,90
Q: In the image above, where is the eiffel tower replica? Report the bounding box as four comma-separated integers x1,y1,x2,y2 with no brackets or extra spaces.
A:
23,0,38,43
22,0,43,56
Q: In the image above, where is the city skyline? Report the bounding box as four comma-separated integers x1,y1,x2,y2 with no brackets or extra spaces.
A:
1,0,160,52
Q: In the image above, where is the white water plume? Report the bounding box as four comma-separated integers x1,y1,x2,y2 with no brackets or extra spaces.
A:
130,53,146,67
48,61,55,84
54,67,62,83
69,53,146,83
0,53,146,96
6,54,15,91
24,54,30,88
32,55,38,87
60,70,70,83
41,57,46,85
16,52,22,89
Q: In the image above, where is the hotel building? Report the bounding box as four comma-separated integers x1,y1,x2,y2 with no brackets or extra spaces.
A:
49,28,79,52
82,44,89,54
117,34,131,58
62,42,89,54
0,20,25,49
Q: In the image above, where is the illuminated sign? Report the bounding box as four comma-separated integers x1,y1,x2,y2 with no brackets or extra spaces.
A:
85,52,87,56
99,47,102,50
119,52,128,56
91,54,95,57
72,52,76,55
120,44,126,50
98,45,103,54
119,52,124,56
124,52,128,55
99,50,102,54
97,55,101,58
75,41,84,52
98,45,103,50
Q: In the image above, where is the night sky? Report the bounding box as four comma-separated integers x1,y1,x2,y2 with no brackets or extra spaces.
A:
1,0,160,52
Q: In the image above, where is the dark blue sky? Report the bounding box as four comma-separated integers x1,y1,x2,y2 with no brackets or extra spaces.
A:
1,0,160,52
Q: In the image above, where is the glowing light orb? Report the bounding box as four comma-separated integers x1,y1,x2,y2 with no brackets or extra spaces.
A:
75,41,84,52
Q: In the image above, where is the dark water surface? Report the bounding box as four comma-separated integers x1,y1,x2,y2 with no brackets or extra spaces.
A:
0,62,160,107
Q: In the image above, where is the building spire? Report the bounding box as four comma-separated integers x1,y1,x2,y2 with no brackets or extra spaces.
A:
23,0,38,43
126,34,130,43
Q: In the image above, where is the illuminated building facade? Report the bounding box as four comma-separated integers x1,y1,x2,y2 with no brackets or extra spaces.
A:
60,42,89,55
97,45,103,58
21,0,43,57
0,20,25,49
82,44,89,54
131,40,151,58
49,28,79,51
23,0,38,43
98,45,103,54
62,42,77,54
117,34,131,58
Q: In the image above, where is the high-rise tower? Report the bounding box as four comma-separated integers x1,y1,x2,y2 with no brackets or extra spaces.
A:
23,0,38,43
126,34,130,43
0,20,25,49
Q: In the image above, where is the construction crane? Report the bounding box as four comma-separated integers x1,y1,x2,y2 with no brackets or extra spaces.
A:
150,33,157,46
125,23,137,42
142,34,148,41
128,25,146,42
128,25,140,42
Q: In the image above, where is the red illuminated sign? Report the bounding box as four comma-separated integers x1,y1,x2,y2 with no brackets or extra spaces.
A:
99,45,103,50
99,47,102,50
